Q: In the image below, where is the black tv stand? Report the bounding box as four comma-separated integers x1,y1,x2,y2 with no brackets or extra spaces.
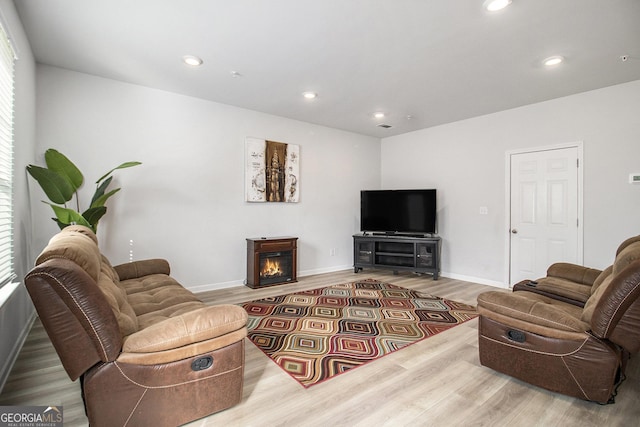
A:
369,232,434,238
353,234,441,279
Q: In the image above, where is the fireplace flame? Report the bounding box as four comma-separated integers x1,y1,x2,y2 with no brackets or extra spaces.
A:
261,258,283,278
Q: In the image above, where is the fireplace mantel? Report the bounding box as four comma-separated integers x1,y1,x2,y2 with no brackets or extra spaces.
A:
246,237,298,289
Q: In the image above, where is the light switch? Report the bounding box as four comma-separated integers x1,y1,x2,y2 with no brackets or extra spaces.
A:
479,206,489,215
630,173,640,184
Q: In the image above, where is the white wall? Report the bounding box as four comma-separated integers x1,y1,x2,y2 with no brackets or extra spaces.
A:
381,80,640,286
34,65,381,290
0,0,36,391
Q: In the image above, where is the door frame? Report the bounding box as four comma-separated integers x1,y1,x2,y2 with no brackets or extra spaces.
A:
504,141,584,286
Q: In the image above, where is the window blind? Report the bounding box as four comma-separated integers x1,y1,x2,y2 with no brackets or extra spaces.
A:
0,21,16,289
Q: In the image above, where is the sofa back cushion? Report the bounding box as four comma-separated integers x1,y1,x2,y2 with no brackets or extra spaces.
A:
97,265,139,337
616,235,640,256
582,242,640,350
36,226,102,281
591,265,613,294
590,236,640,295
612,240,640,275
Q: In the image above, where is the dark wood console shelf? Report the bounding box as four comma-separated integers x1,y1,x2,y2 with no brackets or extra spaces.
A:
353,234,441,279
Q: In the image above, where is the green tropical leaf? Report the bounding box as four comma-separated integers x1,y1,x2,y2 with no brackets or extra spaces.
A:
90,176,113,207
95,161,142,184
26,164,75,204
91,188,120,208
44,149,84,191
27,149,141,232
82,206,107,227
47,203,92,228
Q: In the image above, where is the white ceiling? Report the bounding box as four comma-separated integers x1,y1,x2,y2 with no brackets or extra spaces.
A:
14,0,640,138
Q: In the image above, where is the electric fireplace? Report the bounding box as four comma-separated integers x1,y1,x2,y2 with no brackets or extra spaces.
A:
246,237,298,288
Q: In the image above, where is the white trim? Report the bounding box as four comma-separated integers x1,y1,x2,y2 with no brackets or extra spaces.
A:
0,280,20,309
441,271,507,289
504,141,584,286
298,265,353,277
0,16,16,291
187,279,245,293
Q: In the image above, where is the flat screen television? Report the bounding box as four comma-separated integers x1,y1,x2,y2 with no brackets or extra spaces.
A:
360,189,437,236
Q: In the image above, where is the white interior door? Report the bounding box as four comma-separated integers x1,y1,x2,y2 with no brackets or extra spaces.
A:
509,145,582,285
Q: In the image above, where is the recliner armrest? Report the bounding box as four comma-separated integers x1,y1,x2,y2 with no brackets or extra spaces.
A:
477,291,589,334
546,262,602,286
114,258,171,280
122,304,248,353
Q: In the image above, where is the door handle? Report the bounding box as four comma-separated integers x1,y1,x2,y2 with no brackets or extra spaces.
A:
511,229,518,234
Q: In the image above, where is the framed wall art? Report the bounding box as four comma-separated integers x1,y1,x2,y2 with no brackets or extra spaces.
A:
245,137,300,202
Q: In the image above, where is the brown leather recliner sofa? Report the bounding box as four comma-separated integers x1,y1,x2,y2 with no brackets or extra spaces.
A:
24,226,248,426
511,236,640,307
477,236,640,403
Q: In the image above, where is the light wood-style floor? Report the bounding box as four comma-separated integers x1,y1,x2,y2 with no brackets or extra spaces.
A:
1,269,639,426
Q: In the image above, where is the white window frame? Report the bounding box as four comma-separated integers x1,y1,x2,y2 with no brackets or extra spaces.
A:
0,18,16,290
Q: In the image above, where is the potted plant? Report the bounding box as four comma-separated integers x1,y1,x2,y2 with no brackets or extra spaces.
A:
27,148,141,232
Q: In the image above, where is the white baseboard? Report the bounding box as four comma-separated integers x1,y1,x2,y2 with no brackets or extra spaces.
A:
298,265,353,277
188,265,353,293
188,279,245,293
441,271,507,289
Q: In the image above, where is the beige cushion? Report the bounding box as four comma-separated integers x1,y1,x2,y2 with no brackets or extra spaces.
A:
533,276,592,303
122,305,248,353
96,271,139,337
582,241,640,324
117,329,247,365
613,241,640,275
591,265,613,295
120,275,202,316
63,224,99,244
100,255,120,283
581,274,613,324
477,291,589,333
35,227,102,281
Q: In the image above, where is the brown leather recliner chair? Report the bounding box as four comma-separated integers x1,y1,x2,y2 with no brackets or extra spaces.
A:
477,237,640,403
512,236,640,307
24,226,248,426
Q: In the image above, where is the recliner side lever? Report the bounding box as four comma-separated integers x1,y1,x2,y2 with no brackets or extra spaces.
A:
507,329,526,343
191,356,214,371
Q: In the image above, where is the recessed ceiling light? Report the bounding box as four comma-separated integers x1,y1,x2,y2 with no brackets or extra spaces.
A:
373,112,385,119
302,92,318,99
483,0,512,12
543,55,564,66
183,55,203,66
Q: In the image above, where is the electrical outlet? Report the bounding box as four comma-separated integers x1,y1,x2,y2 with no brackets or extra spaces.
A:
479,206,489,215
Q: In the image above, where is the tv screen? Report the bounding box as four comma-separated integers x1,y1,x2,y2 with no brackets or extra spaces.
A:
360,189,437,235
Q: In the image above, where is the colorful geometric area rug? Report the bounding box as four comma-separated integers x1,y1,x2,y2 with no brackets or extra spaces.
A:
241,279,478,388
